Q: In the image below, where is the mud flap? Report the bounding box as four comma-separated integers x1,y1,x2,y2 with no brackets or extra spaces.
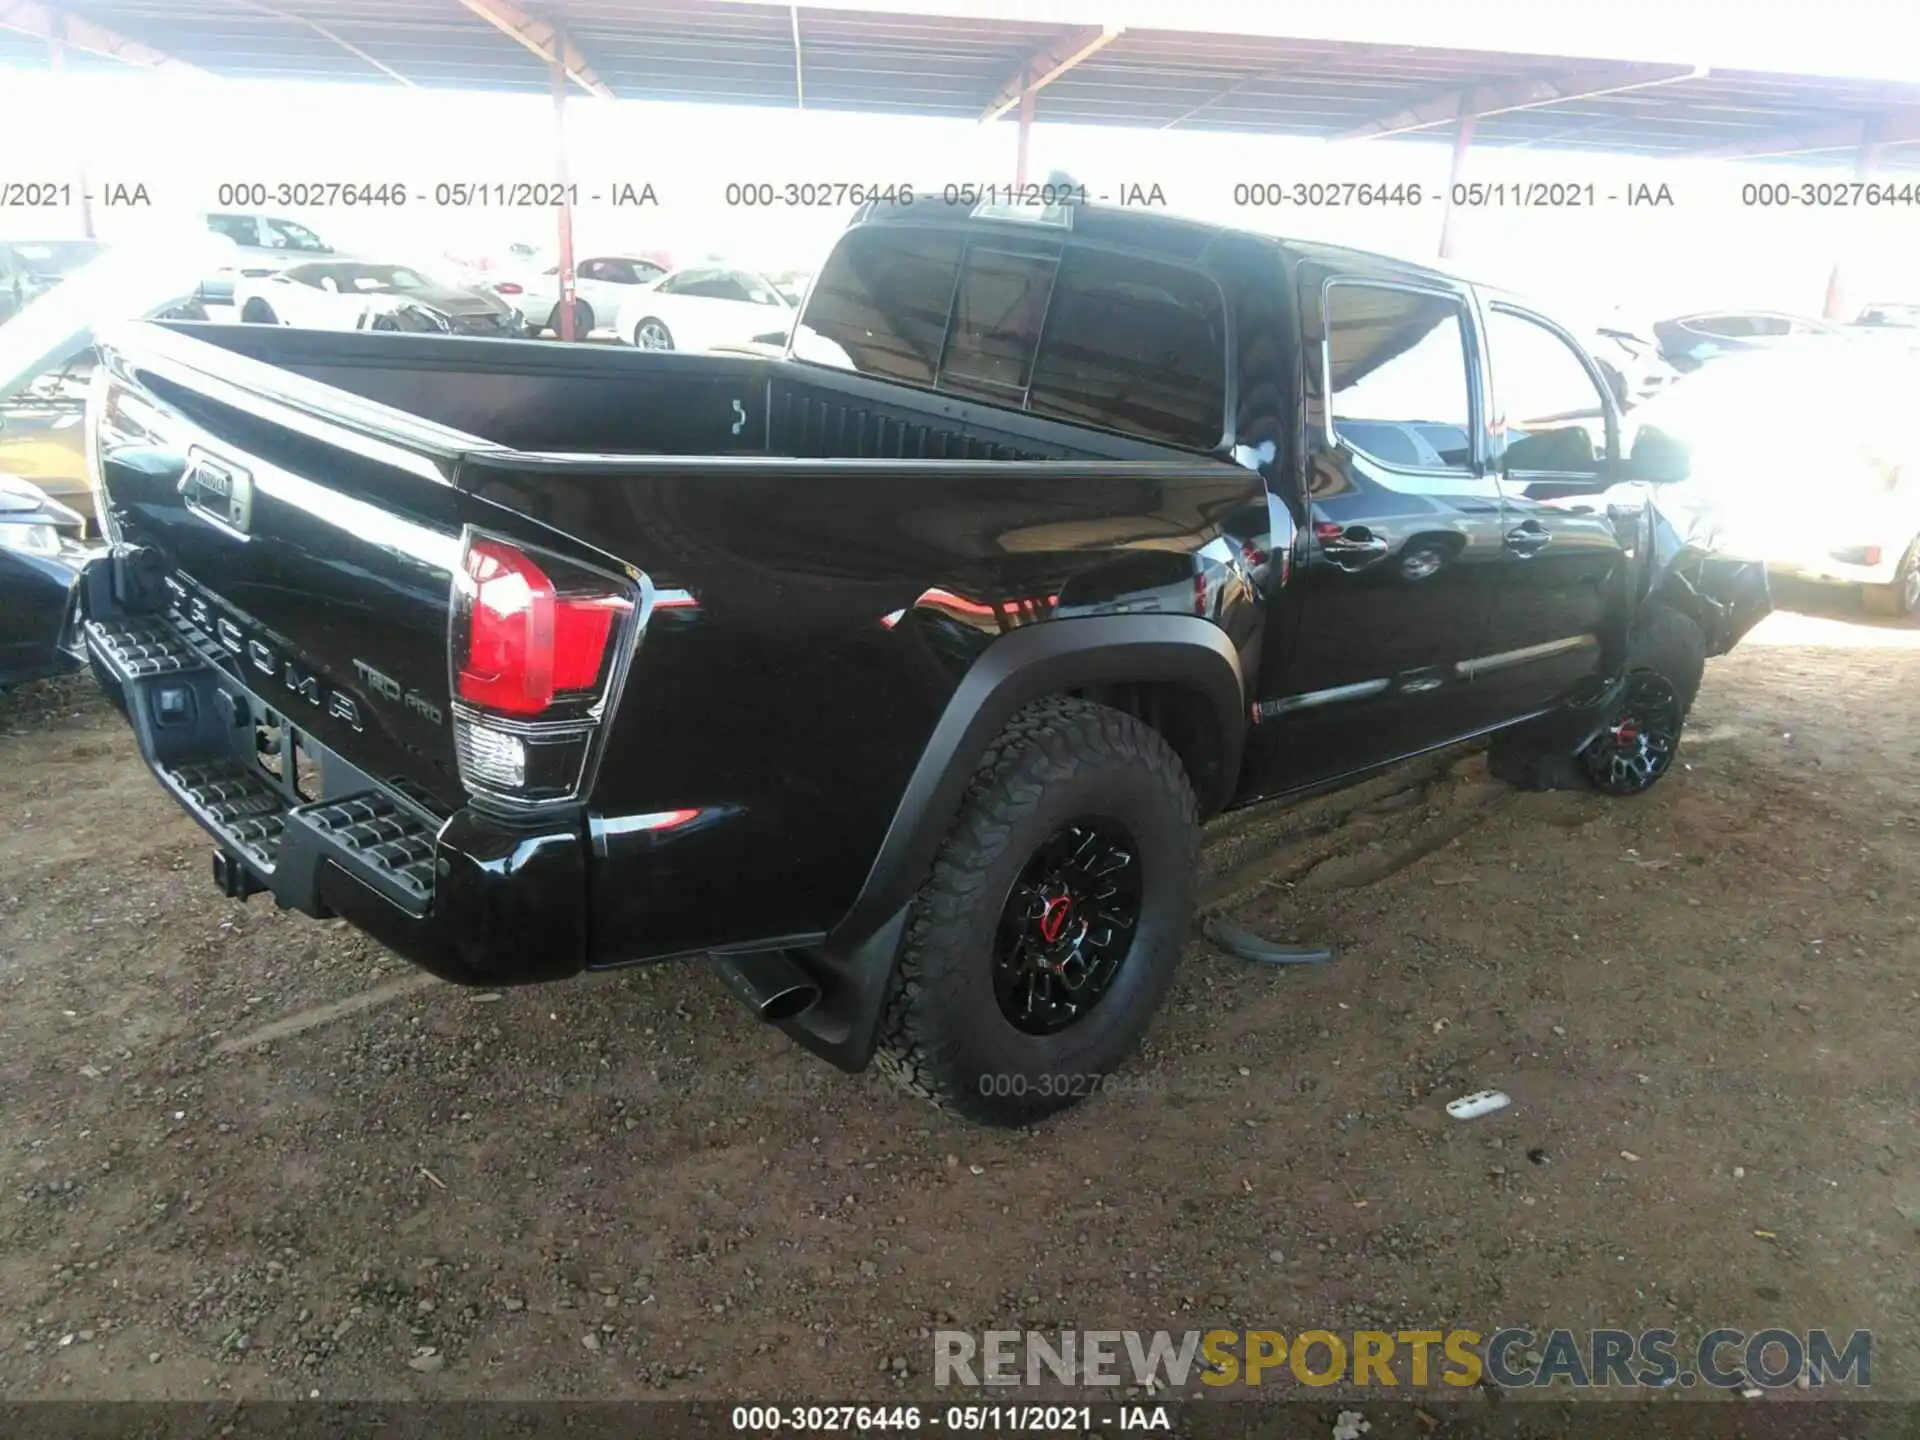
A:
774,906,912,1073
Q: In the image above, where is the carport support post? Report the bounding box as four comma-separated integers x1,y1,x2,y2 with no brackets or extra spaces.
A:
1438,105,1477,260
1015,82,1035,189
552,50,578,343
46,20,96,239
1821,121,1885,321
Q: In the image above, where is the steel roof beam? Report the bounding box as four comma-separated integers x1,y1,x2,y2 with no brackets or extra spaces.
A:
454,0,612,98
0,0,207,72
1335,61,1705,140
1700,107,1920,159
980,23,1122,123
230,0,416,86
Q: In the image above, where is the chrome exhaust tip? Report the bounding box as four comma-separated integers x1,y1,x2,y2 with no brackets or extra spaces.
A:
713,949,822,1022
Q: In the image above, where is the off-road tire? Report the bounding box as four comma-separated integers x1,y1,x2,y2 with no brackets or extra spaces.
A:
1488,602,1705,794
239,300,277,325
874,697,1200,1127
1860,536,1920,619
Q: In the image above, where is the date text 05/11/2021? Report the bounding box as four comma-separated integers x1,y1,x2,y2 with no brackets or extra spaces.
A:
730,1405,1170,1432
204,182,662,209
1227,180,1676,208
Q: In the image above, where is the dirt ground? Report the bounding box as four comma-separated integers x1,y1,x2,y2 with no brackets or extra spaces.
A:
1,584,1916,1408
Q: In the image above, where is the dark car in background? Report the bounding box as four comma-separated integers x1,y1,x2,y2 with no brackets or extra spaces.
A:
0,472,93,689
1,239,109,325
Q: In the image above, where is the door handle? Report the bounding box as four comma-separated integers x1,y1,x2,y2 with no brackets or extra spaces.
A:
1320,525,1389,571
1504,523,1551,555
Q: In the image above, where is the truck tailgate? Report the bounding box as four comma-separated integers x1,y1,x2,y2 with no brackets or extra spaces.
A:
88,320,489,813
76,322,609,986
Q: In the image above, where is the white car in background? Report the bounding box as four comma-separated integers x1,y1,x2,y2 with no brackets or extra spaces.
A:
198,212,336,305
616,266,796,352
233,259,526,336
1626,344,1920,618
492,252,671,338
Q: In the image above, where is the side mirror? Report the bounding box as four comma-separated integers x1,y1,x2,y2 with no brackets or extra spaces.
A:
1627,425,1691,485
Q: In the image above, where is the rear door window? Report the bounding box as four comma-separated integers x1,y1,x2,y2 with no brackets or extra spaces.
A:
1487,305,1613,474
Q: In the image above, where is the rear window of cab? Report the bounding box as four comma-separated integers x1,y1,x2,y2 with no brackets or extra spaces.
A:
792,225,1228,451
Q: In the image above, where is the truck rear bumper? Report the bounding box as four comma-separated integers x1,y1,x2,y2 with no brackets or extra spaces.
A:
79,589,590,988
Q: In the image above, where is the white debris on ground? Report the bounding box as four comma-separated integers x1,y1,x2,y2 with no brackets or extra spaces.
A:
1332,1411,1371,1440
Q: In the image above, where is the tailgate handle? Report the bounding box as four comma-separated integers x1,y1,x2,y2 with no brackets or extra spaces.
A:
180,449,253,538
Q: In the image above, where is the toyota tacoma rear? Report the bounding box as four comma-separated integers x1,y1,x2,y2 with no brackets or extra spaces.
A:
72,197,1766,1124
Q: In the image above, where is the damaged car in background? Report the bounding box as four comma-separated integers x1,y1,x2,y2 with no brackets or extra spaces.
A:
236,260,526,337
70,196,1766,1127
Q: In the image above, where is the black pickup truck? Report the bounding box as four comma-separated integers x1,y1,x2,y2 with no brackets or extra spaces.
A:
70,195,1767,1124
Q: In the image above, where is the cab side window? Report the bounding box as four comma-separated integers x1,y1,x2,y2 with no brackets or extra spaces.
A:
1325,283,1475,471
1488,307,1613,474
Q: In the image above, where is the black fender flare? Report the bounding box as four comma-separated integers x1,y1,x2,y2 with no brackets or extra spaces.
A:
776,614,1245,1072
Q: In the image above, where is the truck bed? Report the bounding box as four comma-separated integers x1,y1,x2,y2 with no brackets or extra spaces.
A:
164,323,1194,465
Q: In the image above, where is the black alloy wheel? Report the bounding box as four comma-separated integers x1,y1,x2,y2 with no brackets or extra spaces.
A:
992,818,1142,1036
874,696,1200,1126
1581,672,1682,795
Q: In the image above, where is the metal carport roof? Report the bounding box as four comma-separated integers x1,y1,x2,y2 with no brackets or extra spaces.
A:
4,0,1920,165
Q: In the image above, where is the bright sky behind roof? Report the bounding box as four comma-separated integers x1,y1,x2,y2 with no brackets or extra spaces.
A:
2,0,1917,320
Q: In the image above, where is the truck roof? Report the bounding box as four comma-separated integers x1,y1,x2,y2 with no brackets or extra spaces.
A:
852,191,1479,295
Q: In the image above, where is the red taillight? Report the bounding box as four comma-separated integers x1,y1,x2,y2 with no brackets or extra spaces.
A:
494,282,523,295
456,538,629,716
